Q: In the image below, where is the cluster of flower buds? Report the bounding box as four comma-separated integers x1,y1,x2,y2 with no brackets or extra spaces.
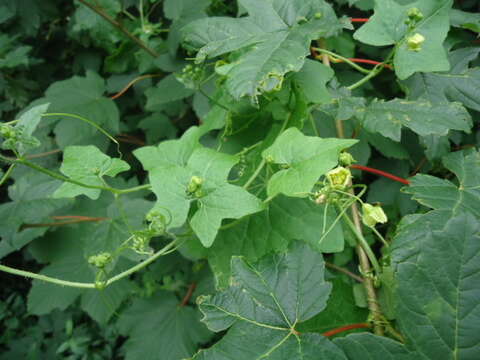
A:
186,175,205,198
0,124,39,152
88,252,112,269
176,64,205,89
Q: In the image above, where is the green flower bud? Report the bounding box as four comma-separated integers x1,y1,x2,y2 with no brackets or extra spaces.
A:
407,33,425,52
88,252,112,269
407,7,424,21
265,155,274,163
326,166,352,189
0,125,16,139
187,176,204,194
314,12,323,19
339,152,355,167
362,203,388,227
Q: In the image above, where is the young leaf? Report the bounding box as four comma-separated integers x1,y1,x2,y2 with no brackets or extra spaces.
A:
361,99,471,142
136,139,263,247
53,145,130,200
183,0,342,100
262,127,357,197
354,0,452,79
192,242,348,359
118,291,213,360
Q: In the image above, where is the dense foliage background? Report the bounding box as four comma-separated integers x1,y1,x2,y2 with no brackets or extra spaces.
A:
0,0,479,359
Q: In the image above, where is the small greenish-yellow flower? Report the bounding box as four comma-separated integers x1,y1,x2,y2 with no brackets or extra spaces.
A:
362,203,388,227
407,33,425,52
314,12,323,19
326,166,352,189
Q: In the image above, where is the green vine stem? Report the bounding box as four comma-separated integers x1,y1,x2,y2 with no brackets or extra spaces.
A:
340,210,381,275
0,154,151,195
0,239,179,289
42,113,119,147
312,47,371,74
76,0,159,58
0,163,16,186
347,50,394,91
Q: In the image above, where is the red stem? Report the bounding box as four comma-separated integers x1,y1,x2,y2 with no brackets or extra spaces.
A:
351,164,410,185
348,58,393,70
180,283,197,306
323,323,371,337
351,18,369,23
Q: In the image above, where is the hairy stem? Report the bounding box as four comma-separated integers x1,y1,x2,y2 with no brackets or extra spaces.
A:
76,0,159,57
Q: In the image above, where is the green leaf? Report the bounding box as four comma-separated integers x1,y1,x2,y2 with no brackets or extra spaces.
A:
334,333,413,359
297,278,368,334
361,99,471,142
190,183,266,247
118,291,213,360
193,242,348,359
53,145,130,200
0,172,71,259
27,229,133,323
392,213,480,359
262,127,357,197
293,60,334,104
403,149,480,216
354,0,452,79
402,49,480,112
450,9,480,33
145,74,195,111
200,196,344,288
43,71,120,149
183,0,342,100
136,138,263,247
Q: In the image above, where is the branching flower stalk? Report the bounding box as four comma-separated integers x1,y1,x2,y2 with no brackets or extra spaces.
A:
318,41,386,336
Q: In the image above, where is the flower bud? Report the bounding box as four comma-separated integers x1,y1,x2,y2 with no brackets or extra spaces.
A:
407,33,425,52
339,152,355,167
88,252,112,269
407,7,424,22
362,203,388,227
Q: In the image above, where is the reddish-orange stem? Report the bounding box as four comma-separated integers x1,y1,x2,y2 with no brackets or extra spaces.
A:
52,216,109,221
180,283,197,306
351,18,369,23
110,74,162,100
348,58,393,70
351,164,410,185
323,323,371,337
